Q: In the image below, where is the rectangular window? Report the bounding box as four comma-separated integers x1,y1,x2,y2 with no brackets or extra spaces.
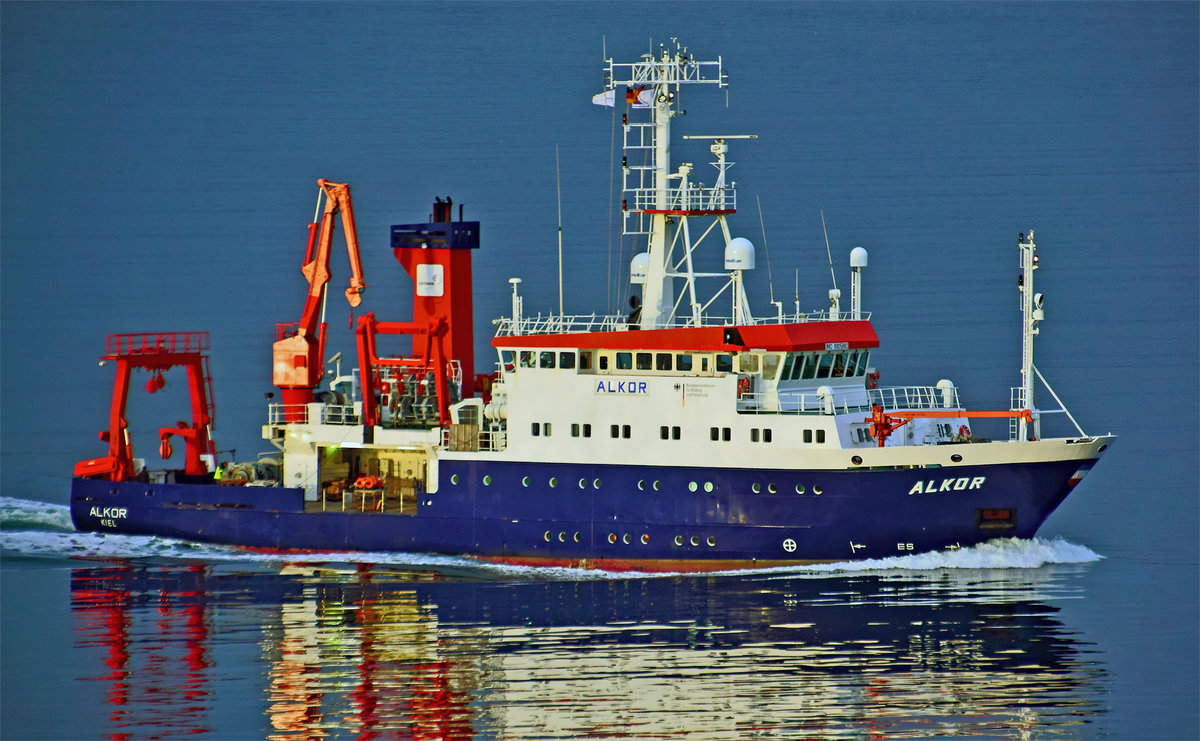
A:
539,351,555,369
544,422,552,436
656,353,672,371
501,350,516,372
722,427,731,442
844,351,858,377
817,353,834,379
780,354,795,380
531,422,541,436
801,354,818,380
816,429,826,444
751,428,760,443
764,428,773,443
571,423,580,437
579,350,593,370
636,352,653,370
676,354,693,372
599,354,610,371
700,357,710,373
672,426,681,440
856,351,870,376
738,354,759,373
803,429,813,443
622,424,631,439
559,351,576,369
520,350,535,368
616,352,633,370
761,354,781,381
583,424,591,437
710,427,719,441
716,354,733,373
660,425,669,440
610,424,620,438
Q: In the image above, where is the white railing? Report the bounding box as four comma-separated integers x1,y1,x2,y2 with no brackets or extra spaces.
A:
627,185,736,212
268,403,359,426
493,309,873,337
869,386,960,411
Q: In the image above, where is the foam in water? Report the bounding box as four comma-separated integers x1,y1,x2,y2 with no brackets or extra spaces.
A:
0,496,1101,579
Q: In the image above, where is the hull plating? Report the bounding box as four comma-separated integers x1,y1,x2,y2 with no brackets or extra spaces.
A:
71,457,1088,568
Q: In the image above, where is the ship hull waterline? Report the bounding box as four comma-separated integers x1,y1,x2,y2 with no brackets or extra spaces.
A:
70,449,1106,572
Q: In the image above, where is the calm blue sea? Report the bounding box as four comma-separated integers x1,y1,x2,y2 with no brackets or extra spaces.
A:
2,2,1197,739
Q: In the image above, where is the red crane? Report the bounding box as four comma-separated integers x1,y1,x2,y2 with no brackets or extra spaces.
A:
273,180,367,418
75,332,216,482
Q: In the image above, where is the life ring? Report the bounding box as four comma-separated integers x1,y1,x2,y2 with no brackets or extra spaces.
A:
958,425,971,439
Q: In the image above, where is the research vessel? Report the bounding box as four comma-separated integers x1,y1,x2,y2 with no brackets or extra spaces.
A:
71,42,1113,571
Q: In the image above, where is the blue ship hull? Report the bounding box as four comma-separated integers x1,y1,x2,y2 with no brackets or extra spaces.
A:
71,457,1089,570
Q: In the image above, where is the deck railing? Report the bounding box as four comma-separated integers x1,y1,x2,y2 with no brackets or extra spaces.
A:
494,309,872,337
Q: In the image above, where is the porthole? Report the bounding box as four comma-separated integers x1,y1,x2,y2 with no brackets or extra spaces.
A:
704,481,714,492
951,454,963,463
558,532,566,542
795,484,806,494
653,480,662,491
813,485,823,495
573,532,581,543
674,535,684,547
690,536,700,547
851,455,863,465
688,481,698,492
640,534,650,545
768,483,777,494
638,480,646,491
482,475,492,486
450,474,460,485
706,536,716,547
752,483,761,494
593,478,602,489
549,477,558,488
521,476,531,487
579,478,587,489
544,531,551,542
622,533,631,545
608,533,617,544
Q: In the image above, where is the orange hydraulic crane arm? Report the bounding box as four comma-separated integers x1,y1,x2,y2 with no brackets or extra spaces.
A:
866,405,1032,447
274,180,368,396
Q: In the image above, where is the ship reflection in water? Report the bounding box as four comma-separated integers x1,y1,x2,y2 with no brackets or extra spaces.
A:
70,561,1106,739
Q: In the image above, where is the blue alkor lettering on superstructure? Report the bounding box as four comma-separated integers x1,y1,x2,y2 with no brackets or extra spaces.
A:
595,380,648,395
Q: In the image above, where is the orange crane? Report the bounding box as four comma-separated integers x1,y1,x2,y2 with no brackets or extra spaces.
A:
273,180,367,418
867,405,1033,447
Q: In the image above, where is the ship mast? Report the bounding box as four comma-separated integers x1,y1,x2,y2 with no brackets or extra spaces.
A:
1016,230,1041,440
603,40,736,329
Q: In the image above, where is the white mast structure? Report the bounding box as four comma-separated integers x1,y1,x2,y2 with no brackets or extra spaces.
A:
603,40,757,329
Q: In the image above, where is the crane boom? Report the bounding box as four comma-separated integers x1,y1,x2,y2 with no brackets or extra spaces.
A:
273,180,368,414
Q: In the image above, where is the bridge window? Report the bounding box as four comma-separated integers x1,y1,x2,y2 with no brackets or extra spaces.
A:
676,354,692,372
539,351,555,369
656,353,672,371
738,354,759,373
816,353,834,379
636,352,653,370
520,351,535,368
560,351,576,369
616,352,632,370
716,354,733,373
762,354,781,381
579,351,592,370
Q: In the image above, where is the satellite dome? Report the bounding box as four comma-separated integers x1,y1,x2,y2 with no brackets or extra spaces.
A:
724,237,756,270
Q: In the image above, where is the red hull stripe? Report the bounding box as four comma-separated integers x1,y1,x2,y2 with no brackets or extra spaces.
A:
471,554,834,573
493,320,879,352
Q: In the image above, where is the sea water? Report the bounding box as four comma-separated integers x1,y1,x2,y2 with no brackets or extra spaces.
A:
2,2,1197,739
